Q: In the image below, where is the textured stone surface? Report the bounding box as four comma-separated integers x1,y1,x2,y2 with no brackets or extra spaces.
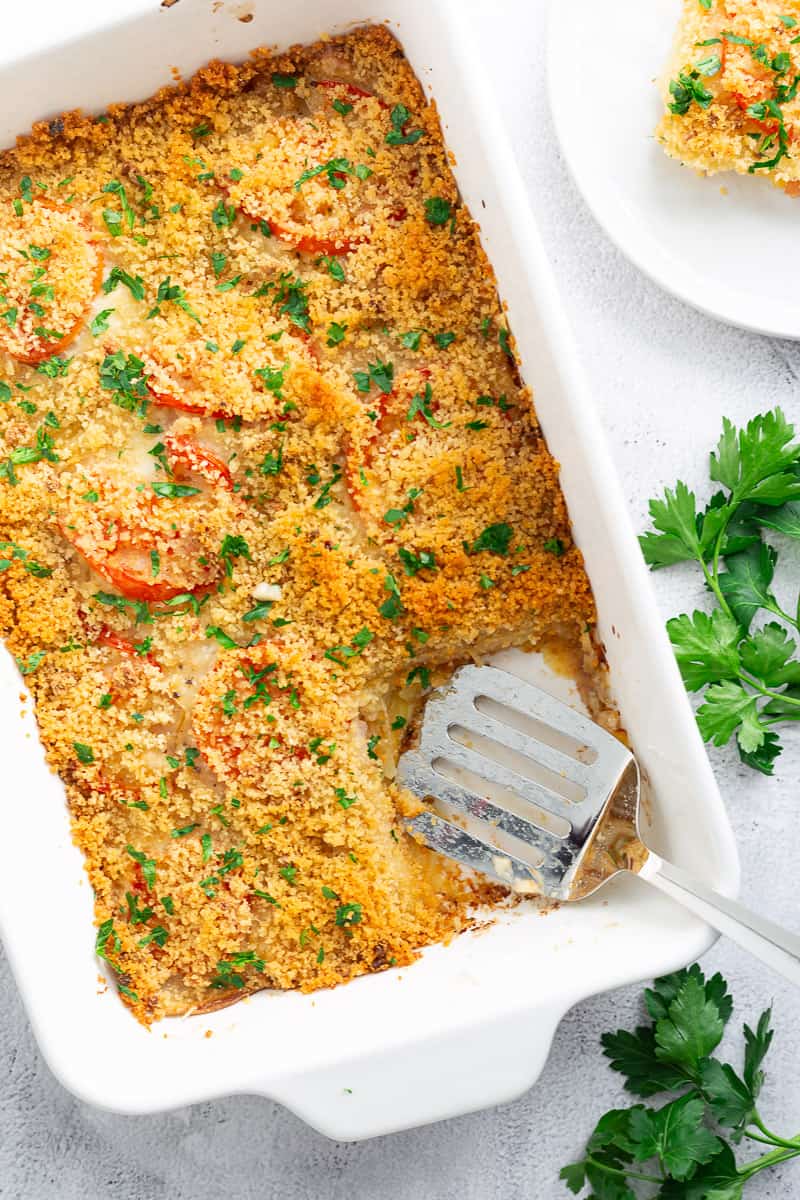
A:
3,2,800,1196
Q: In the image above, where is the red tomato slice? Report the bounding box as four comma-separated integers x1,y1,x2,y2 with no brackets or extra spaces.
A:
84,548,209,603
0,199,103,364
237,204,367,257
146,376,231,421
59,487,224,603
97,624,161,667
312,79,389,109
344,368,432,511
192,644,308,784
164,434,233,491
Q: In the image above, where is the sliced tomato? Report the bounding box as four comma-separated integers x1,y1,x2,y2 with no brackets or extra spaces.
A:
344,368,432,511
0,199,103,364
164,434,233,491
97,624,160,667
146,376,231,421
82,547,211,603
192,644,309,784
312,79,389,109
238,205,367,257
222,118,371,257
59,483,225,603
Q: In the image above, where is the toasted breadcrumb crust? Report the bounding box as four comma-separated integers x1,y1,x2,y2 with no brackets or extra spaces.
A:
0,26,602,1023
658,0,800,192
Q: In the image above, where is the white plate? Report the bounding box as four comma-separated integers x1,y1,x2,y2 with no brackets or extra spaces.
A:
0,0,739,1141
548,0,800,339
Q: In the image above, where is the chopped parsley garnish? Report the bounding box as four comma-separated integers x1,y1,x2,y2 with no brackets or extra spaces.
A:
324,627,374,666
147,276,202,324
669,70,715,115
211,950,265,990
544,537,565,556
272,73,298,88
407,382,450,429
95,918,120,963
16,650,46,675
468,523,514,556
400,329,423,351
354,359,394,394
334,787,357,810
89,308,114,337
206,625,238,649
102,265,146,301
101,179,136,237
335,902,362,927
383,488,422,527
406,665,431,689
378,573,404,620
260,442,284,476
99,350,149,413
398,546,437,576
315,255,346,282
73,742,95,764
424,196,453,226
35,355,70,378
294,157,359,191
151,481,200,499
326,321,348,346
0,540,52,577
254,363,287,400
220,534,251,577
171,823,199,838
126,845,156,890
386,103,424,146
243,600,274,623
0,423,59,485
265,272,311,333
211,199,237,228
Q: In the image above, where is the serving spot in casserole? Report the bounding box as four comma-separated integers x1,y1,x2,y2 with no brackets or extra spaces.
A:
0,25,605,1023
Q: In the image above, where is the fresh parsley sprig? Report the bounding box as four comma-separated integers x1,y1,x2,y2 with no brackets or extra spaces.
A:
561,964,799,1198
640,409,800,775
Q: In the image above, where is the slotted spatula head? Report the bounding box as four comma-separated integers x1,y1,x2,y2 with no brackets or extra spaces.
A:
397,664,638,901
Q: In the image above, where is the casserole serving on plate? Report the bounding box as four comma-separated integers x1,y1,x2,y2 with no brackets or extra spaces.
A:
0,0,738,1139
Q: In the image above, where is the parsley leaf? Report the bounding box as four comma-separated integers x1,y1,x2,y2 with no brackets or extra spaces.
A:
564,965,796,1199
386,103,424,146
641,409,800,773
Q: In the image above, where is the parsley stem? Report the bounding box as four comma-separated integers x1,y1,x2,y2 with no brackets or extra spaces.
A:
702,538,734,621
738,669,800,710
738,1144,800,1180
584,1158,662,1185
751,1116,800,1151
766,599,800,633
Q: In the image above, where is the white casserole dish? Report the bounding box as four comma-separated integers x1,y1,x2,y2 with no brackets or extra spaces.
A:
0,0,739,1140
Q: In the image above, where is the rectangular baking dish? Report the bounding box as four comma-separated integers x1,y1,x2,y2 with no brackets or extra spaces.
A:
0,0,739,1141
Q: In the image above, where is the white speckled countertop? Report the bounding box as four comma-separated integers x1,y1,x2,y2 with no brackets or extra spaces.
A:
3,2,800,1196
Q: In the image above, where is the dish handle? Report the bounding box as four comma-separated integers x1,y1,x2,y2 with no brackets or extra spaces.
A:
263,1001,568,1141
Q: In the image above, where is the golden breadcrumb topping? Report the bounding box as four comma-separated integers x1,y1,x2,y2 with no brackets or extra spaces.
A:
0,25,600,1023
658,0,800,192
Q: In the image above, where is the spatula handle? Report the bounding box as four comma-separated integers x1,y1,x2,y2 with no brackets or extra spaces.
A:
639,854,800,988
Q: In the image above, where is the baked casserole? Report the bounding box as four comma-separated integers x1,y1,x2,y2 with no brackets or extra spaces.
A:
0,26,604,1022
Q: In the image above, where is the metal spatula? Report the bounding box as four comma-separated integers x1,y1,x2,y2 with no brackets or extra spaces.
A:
397,664,800,987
